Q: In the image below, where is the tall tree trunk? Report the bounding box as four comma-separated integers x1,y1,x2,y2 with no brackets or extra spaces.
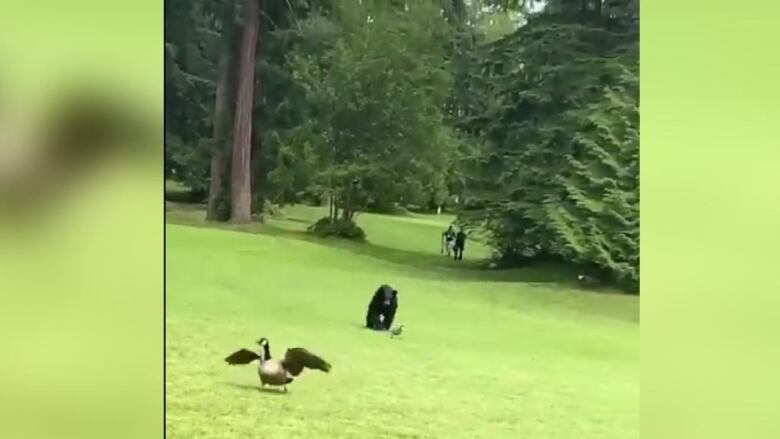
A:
250,75,262,213
207,0,237,221
230,0,260,223
333,198,341,222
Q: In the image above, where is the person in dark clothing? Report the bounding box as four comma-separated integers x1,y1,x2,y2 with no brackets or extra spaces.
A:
453,229,467,261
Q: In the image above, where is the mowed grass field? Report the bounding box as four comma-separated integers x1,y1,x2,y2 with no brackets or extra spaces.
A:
165,204,639,439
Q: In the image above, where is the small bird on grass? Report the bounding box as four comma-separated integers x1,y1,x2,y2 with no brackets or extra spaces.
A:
389,325,404,338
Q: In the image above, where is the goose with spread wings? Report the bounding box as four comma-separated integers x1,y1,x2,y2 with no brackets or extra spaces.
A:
224,337,331,392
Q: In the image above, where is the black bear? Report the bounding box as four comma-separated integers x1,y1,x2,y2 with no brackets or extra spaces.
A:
365,284,398,330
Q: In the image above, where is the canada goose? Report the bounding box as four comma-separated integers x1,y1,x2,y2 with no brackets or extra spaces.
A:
224,338,331,392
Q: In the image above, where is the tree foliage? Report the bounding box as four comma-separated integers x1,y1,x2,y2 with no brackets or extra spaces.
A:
165,0,221,191
164,0,641,291
460,1,639,290
276,1,457,221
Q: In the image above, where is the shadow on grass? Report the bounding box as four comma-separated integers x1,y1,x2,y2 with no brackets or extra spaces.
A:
355,323,395,333
281,216,313,226
165,201,206,212
224,382,288,395
167,208,587,287
272,224,588,288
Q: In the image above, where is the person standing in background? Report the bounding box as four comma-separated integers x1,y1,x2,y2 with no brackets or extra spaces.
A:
453,228,467,261
441,225,455,256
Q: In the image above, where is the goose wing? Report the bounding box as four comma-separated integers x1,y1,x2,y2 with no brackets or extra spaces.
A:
224,348,261,365
282,348,332,376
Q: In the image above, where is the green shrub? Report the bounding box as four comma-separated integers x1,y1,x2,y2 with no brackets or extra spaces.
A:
263,199,284,218
307,217,366,241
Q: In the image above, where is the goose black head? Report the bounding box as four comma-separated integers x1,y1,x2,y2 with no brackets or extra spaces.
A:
256,337,271,359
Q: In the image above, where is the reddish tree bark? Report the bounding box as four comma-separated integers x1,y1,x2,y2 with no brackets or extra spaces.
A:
230,0,260,223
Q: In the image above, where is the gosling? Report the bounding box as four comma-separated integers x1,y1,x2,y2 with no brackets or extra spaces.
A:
390,325,404,338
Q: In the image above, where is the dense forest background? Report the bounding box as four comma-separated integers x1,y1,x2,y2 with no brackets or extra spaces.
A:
165,0,639,292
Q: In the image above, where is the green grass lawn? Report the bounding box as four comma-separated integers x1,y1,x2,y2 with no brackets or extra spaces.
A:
168,202,492,258
165,204,638,439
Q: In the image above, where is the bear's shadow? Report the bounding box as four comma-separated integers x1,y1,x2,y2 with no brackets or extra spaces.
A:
354,322,391,333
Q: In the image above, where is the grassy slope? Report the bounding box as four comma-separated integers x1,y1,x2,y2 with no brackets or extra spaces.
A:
165,205,638,439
